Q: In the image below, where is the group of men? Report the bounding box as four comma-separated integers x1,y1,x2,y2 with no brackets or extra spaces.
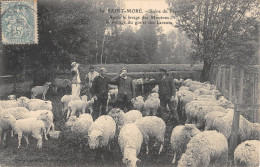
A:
72,63,179,123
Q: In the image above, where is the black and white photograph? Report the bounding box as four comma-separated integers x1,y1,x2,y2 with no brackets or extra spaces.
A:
0,0,259,166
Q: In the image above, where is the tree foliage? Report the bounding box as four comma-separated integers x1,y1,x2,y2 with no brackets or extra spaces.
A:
168,0,259,81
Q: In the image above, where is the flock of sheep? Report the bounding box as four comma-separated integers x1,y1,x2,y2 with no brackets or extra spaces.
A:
0,78,259,167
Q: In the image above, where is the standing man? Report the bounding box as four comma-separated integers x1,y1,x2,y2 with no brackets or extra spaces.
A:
85,66,99,99
111,67,135,112
91,67,110,120
71,62,81,97
144,68,179,123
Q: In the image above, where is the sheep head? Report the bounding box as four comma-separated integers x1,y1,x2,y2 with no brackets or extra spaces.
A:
17,96,30,108
88,130,102,149
108,108,124,125
81,95,88,102
123,156,141,167
65,116,78,128
184,124,201,138
44,82,52,87
8,95,16,100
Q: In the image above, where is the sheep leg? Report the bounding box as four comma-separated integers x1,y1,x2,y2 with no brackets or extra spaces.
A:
3,131,8,144
44,128,48,141
172,152,176,164
67,108,72,119
23,134,29,147
17,133,23,148
158,143,164,155
11,130,14,137
144,135,149,155
42,94,46,100
36,136,43,149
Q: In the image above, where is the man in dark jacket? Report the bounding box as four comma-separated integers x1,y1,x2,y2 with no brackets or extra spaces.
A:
110,67,135,112
91,67,110,120
144,68,179,123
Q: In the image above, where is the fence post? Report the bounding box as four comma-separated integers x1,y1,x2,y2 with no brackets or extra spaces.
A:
229,66,233,101
221,66,226,95
216,66,222,90
229,105,241,160
238,69,244,103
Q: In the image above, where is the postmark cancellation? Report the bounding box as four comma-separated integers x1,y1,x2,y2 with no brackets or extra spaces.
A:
1,0,38,44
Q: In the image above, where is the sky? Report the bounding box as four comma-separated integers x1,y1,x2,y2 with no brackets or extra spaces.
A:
122,0,177,33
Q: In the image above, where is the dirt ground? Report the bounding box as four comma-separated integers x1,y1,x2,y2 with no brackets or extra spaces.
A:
0,92,179,167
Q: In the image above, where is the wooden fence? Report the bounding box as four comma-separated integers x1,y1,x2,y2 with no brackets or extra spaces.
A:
209,65,259,162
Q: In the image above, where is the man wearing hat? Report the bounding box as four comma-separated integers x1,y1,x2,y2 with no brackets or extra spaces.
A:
85,66,99,99
110,67,135,112
91,67,111,120
143,68,179,123
71,62,81,97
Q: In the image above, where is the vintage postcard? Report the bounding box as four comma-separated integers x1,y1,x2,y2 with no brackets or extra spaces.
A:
0,0,259,166
1,0,38,44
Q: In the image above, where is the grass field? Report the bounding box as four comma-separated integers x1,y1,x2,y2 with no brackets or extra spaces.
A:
0,91,179,167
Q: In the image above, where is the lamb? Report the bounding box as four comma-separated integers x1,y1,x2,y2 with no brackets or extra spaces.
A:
28,99,52,111
88,115,116,149
27,110,55,139
177,130,228,167
108,108,142,131
134,116,166,155
131,96,144,111
5,114,47,149
67,95,96,119
31,82,52,100
108,88,118,100
61,95,81,117
52,78,71,93
118,123,143,167
143,94,160,116
170,124,201,164
234,140,259,167
65,113,93,135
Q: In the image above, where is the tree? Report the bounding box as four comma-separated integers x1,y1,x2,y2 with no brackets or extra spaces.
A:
168,0,259,81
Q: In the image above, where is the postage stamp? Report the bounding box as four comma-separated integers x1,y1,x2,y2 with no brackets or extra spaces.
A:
1,0,38,44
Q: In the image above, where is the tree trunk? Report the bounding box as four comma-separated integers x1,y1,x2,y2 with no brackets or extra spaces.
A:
200,59,212,82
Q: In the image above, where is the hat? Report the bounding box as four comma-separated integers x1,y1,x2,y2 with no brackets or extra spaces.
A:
89,66,95,69
120,67,128,72
71,62,77,67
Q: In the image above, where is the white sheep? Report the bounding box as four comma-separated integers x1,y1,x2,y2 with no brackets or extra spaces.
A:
193,95,216,101
1,107,30,120
108,108,142,132
67,95,97,119
118,123,143,167
0,114,14,145
178,86,189,91
65,113,93,135
27,110,55,140
178,130,228,167
204,111,228,131
52,78,71,93
5,114,47,149
151,85,159,93
88,115,116,149
210,110,260,143
61,95,81,117
134,116,166,155
170,124,201,164
143,94,160,116
28,99,52,111
131,96,144,111
108,88,118,101
0,100,19,109
193,105,226,129
7,95,16,100
31,82,52,100
234,140,259,167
